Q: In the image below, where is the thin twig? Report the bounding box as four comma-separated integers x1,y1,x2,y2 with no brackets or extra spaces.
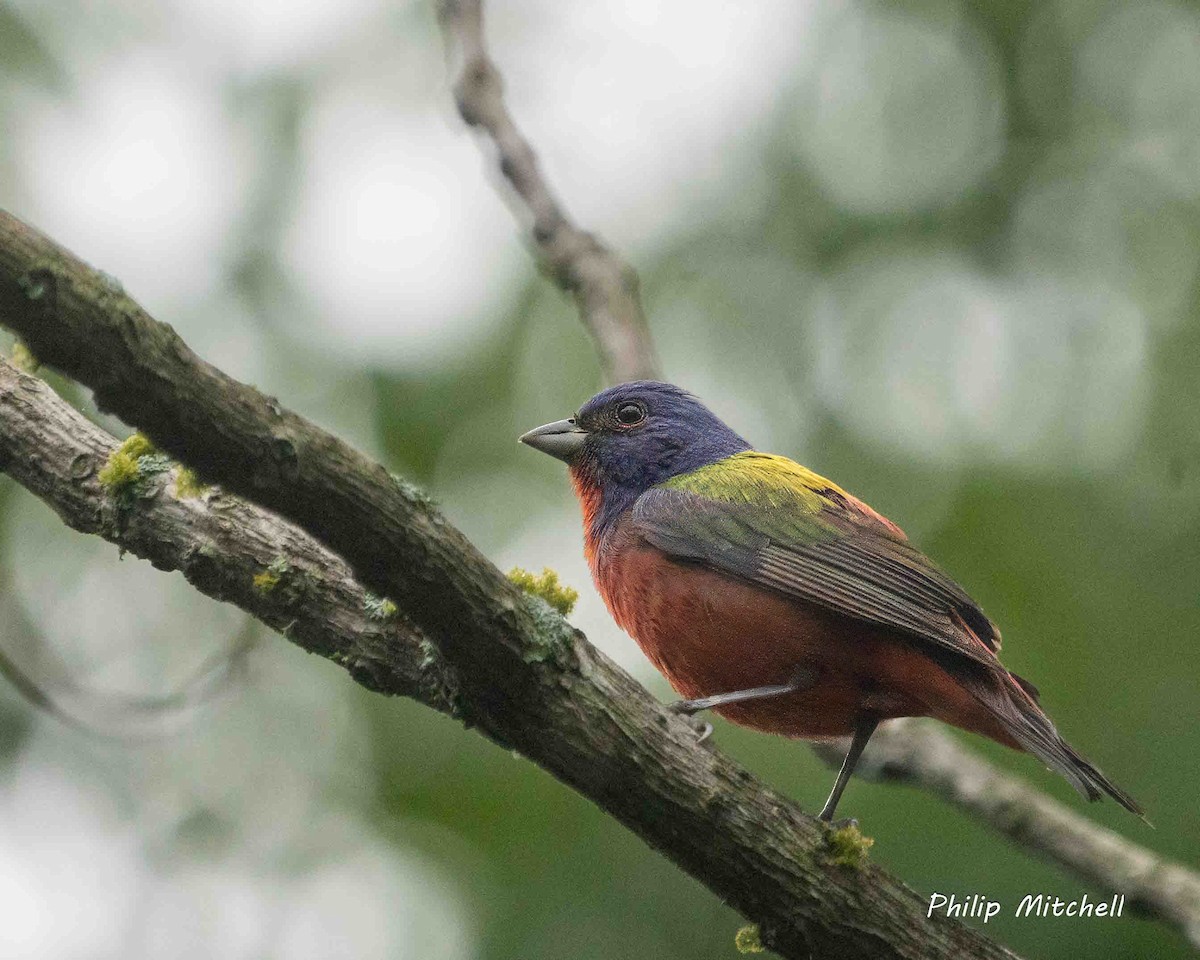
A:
0,581,260,739
437,0,660,384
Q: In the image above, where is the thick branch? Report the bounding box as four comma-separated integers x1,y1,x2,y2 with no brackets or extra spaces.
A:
0,358,452,713
437,0,660,383
0,211,1015,960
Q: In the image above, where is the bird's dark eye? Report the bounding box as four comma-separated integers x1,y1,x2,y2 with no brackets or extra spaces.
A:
616,401,646,426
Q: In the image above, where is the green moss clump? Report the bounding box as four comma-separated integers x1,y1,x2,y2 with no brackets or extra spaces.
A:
735,925,765,953
97,450,141,495
98,432,166,496
507,566,579,616
99,434,164,490
10,341,39,373
826,823,875,869
118,433,157,461
174,465,210,499
253,556,291,595
252,569,280,594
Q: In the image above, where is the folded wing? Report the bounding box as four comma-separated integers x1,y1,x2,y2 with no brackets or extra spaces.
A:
631,452,1001,667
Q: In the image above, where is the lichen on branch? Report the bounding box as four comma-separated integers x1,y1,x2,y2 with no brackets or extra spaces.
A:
507,566,579,616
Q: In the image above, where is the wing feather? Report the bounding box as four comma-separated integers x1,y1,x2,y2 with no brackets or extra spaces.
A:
632,453,1001,667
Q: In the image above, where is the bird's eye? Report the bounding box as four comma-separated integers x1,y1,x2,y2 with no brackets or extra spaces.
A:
616,401,646,426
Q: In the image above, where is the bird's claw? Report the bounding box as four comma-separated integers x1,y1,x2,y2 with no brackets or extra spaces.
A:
825,817,860,832
666,703,715,745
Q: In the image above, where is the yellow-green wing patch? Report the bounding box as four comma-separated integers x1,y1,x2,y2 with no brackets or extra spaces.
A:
634,452,1001,661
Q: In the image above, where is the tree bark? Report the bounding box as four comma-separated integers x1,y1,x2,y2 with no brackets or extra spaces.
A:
0,209,1018,959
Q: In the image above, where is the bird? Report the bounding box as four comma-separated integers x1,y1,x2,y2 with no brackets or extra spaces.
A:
519,380,1142,824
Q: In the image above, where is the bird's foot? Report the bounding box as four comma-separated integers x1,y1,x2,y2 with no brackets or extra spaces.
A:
665,702,715,745
690,718,714,745
823,817,860,832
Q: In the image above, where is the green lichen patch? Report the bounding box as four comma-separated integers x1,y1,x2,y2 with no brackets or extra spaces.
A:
98,433,212,504
17,270,48,301
10,340,39,373
416,638,466,719
117,433,157,461
98,433,156,492
507,566,578,616
97,438,174,546
391,473,437,510
253,556,291,595
174,465,211,499
418,637,444,674
735,924,765,953
517,592,577,665
252,569,280,594
363,592,398,621
97,450,141,495
135,453,172,482
825,823,875,869
98,433,168,498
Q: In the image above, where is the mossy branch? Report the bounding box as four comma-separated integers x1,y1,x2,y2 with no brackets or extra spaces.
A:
0,5,1194,951
0,358,453,715
507,566,579,616
0,210,1019,960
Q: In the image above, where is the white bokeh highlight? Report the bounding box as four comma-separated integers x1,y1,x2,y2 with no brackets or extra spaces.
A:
812,247,1149,469
490,0,818,252
791,6,1005,214
0,641,478,960
283,91,524,366
14,53,248,317
166,0,392,75
0,762,141,960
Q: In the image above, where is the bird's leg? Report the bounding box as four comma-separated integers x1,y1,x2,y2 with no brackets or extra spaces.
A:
818,713,880,824
668,666,819,716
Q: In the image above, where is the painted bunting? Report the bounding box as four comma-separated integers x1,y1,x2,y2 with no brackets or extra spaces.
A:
520,381,1141,823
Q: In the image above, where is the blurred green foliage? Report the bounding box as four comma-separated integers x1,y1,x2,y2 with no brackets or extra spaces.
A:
0,0,1198,958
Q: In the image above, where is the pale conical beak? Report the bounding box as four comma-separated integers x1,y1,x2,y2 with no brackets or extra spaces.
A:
519,418,587,464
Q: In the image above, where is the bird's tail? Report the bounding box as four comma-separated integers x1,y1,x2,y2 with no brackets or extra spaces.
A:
972,668,1145,819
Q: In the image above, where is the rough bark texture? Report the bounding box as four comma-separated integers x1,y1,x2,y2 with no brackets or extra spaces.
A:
0,210,1019,960
0,358,451,713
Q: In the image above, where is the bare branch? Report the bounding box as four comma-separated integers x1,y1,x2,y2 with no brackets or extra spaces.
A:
437,0,659,384
0,210,1018,960
816,721,1200,948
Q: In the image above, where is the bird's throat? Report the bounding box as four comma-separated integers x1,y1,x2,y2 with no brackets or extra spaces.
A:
569,464,642,572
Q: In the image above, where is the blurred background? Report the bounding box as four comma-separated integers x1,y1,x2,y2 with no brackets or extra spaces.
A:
0,0,1198,957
